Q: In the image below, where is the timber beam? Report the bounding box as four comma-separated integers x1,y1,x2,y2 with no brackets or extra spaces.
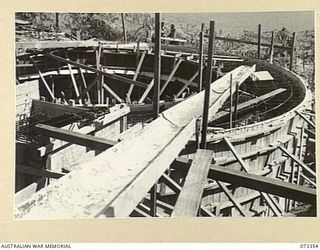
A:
172,157,316,204
31,99,88,117
16,41,149,50
16,164,64,179
171,149,212,217
35,124,117,151
210,166,316,204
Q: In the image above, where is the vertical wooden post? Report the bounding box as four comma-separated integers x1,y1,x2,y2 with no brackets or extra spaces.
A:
195,118,201,149
121,13,127,44
289,32,296,71
137,40,140,58
229,74,233,129
233,82,239,127
150,13,162,217
76,30,81,41
200,21,215,149
55,13,59,30
96,43,103,104
257,24,261,59
198,23,205,93
269,31,275,63
161,21,165,37
153,13,161,120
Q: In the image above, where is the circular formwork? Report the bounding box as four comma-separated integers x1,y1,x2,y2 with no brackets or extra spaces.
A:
16,47,314,216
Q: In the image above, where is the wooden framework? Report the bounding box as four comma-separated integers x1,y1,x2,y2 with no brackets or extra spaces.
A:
171,149,212,217
15,20,313,218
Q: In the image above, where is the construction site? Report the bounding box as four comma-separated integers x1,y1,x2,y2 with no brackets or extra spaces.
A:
14,13,316,219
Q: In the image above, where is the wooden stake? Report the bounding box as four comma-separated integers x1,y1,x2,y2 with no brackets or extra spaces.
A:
200,21,215,149
153,13,161,120
233,82,239,127
55,13,59,30
269,31,275,63
121,13,127,44
229,74,233,129
198,23,205,93
150,13,162,217
289,32,296,71
257,24,261,59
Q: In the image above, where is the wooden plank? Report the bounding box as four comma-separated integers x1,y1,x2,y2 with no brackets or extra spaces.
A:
31,99,87,117
134,207,151,217
98,119,196,218
223,137,283,216
140,71,199,89
16,41,149,50
296,110,315,128
15,65,254,219
300,173,317,187
209,166,316,204
15,178,47,205
160,173,182,194
127,51,146,100
67,63,80,98
175,70,199,97
279,146,316,178
171,149,212,217
30,58,55,100
158,173,212,216
35,124,117,151
250,71,274,81
160,58,183,95
16,164,64,179
138,79,154,104
78,68,91,102
174,157,316,205
75,75,98,102
118,122,143,141
46,53,149,89
200,206,216,217
37,105,130,157
211,88,286,122
103,83,123,103
216,181,248,216
129,100,181,114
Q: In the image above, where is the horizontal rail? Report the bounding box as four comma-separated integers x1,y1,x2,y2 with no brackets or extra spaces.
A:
35,124,117,151
46,53,149,89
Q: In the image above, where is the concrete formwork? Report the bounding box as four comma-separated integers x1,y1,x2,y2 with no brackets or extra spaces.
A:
15,44,315,218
